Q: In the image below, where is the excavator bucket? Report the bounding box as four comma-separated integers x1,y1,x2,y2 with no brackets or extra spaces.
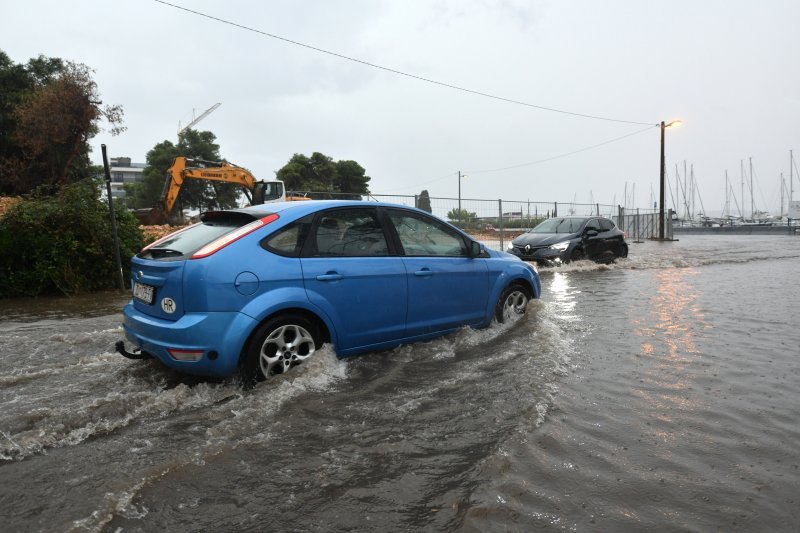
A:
135,207,169,225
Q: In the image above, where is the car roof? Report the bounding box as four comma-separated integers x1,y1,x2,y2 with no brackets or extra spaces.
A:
231,200,421,219
548,215,607,220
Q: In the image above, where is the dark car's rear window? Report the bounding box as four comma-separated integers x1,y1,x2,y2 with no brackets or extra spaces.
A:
138,211,258,260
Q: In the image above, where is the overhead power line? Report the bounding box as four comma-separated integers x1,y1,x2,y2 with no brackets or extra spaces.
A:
153,0,657,126
396,124,656,191
466,124,657,174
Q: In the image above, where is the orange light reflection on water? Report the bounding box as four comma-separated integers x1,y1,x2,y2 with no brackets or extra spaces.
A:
631,268,710,441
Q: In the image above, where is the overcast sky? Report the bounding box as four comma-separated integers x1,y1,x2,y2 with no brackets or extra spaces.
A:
3,0,799,216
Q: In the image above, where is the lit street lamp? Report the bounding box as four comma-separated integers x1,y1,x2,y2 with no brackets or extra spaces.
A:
659,120,681,239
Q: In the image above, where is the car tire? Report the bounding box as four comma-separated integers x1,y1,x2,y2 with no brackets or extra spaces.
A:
568,247,584,263
619,243,629,258
495,283,531,323
241,314,321,387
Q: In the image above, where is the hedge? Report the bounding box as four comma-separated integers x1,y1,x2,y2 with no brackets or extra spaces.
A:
0,179,144,297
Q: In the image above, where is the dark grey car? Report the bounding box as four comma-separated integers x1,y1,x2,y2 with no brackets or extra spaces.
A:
507,216,628,265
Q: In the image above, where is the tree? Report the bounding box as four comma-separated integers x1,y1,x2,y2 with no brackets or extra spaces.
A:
0,51,124,195
417,190,432,213
275,152,370,198
334,159,370,199
446,207,478,229
0,51,63,168
126,129,239,213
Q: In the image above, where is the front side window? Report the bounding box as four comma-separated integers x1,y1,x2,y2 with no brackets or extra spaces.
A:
311,209,389,257
599,218,615,231
585,219,602,232
388,210,467,257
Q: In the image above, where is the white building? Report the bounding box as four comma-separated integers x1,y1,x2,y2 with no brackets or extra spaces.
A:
108,157,145,199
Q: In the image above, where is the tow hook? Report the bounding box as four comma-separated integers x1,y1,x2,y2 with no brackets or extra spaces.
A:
115,340,151,360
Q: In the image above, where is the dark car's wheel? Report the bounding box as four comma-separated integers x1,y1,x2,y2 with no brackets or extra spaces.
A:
619,243,629,258
568,247,584,263
495,284,531,323
242,314,321,386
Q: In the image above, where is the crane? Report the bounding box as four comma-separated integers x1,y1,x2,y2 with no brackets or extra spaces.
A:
177,102,221,135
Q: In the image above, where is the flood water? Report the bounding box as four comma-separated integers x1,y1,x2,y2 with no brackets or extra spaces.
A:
1,235,799,532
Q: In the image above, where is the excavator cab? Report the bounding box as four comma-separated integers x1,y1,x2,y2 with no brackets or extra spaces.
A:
252,181,285,204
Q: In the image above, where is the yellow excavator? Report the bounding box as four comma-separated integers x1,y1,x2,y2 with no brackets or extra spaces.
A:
138,156,307,225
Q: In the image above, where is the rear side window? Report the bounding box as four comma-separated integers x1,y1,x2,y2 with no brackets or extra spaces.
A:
262,215,313,257
310,209,390,257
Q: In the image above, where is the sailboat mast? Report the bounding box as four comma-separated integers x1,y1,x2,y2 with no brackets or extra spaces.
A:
740,160,745,221
724,170,729,219
781,173,785,218
624,182,627,210
684,160,688,220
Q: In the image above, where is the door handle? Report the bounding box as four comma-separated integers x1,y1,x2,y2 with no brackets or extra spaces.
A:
316,272,344,281
414,268,434,277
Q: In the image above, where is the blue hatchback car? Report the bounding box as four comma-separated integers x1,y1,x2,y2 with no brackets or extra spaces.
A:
118,201,540,384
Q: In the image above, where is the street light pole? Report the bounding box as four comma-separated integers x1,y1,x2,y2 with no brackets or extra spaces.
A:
658,120,681,239
659,121,666,239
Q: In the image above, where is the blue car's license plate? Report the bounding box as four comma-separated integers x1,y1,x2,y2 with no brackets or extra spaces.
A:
133,282,154,304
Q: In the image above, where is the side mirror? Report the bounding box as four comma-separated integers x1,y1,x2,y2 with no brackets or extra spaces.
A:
585,229,599,237
468,241,483,258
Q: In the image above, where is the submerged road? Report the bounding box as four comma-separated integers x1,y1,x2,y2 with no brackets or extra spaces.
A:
1,235,799,531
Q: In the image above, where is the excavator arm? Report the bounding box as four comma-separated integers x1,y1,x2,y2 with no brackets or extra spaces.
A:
140,156,262,224
137,156,294,225
162,157,257,215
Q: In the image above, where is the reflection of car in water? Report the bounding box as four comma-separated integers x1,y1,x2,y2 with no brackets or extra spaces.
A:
118,201,541,385
507,216,628,265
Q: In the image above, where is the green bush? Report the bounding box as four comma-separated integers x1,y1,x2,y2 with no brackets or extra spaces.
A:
0,179,144,297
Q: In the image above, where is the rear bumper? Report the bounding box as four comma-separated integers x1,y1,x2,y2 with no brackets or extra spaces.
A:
121,301,257,377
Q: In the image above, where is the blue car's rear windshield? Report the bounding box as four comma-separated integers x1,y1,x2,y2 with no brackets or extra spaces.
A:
530,217,587,234
138,212,258,259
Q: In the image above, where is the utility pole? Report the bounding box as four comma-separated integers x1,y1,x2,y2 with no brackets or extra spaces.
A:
658,120,681,238
750,157,754,220
457,170,462,220
659,121,665,238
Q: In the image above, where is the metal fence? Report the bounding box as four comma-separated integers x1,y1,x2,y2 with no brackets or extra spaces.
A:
296,191,673,249
614,207,672,242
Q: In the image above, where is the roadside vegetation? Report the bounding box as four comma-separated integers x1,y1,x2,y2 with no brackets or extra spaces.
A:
0,180,143,297
0,50,139,297
0,49,374,298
